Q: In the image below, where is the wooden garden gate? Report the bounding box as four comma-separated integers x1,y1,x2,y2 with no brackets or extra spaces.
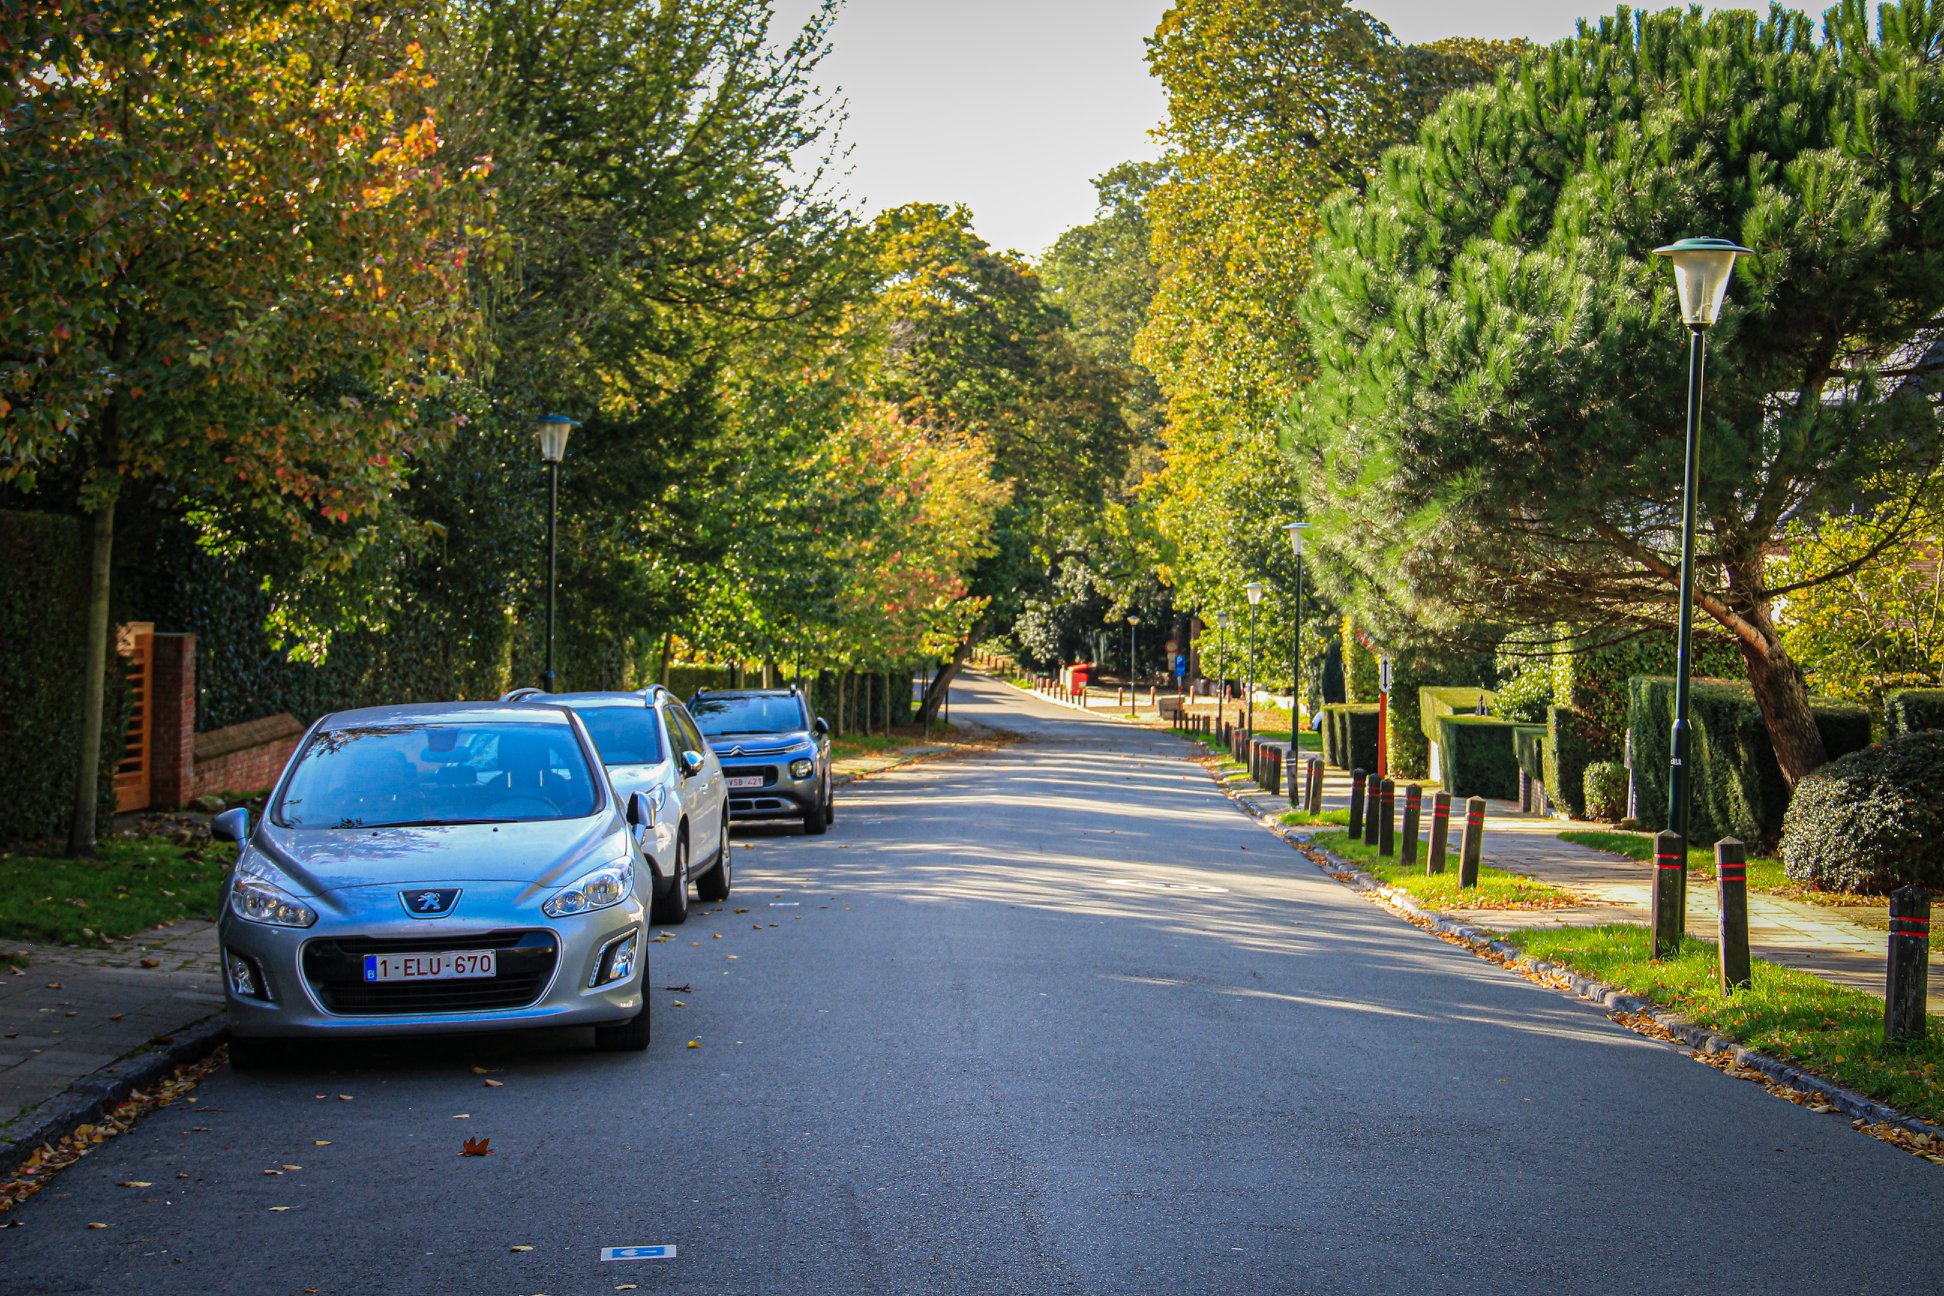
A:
113,622,154,813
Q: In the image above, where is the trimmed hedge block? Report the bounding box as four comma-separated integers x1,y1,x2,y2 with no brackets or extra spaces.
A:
1436,714,1520,800
1781,731,1944,893
1513,724,1547,786
1545,705,1605,819
1628,675,1873,848
1583,761,1628,822
1321,703,1379,772
1419,685,1494,782
1885,688,1944,736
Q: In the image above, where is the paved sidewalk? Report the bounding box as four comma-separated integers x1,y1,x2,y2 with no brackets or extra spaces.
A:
1206,744,1936,1012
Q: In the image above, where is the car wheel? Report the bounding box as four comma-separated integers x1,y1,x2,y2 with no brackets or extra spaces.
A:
696,812,732,902
824,783,835,826
593,1006,650,1052
650,838,690,925
802,791,828,836
227,1035,284,1072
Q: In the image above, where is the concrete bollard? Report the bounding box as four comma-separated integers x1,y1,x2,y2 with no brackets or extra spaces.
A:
1458,796,1484,888
1427,791,1450,875
1715,837,1752,993
1887,884,1931,1044
1650,829,1686,960
1399,784,1421,869
1362,776,1381,848
1378,779,1396,856
1347,769,1366,839
1306,757,1324,816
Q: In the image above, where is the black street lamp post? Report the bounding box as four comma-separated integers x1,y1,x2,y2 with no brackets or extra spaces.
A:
1126,614,1140,717
534,414,579,692
1215,612,1231,731
1651,238,1750,845
1284,522,1307,738
1244,581,1265,740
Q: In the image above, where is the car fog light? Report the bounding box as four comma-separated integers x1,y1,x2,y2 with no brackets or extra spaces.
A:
226,950,269,1001
789,758,815,779
591,931,639,987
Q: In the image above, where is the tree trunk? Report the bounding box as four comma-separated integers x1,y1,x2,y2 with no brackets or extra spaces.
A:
68,493,116,858
918,638,977,725
1724,589,1829,788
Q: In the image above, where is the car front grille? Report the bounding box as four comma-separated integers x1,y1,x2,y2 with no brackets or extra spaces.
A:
717,741,799,758
303,930,557,1016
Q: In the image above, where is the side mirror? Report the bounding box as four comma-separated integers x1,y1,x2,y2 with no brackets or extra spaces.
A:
812,717,830,737
626,790,657,829
678,750,705,778
211,807,250,843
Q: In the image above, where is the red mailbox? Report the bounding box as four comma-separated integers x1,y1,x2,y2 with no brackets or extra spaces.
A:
1068,662,1090,697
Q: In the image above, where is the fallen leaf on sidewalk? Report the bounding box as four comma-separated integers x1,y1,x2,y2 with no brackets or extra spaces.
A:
42,982,61,990
140,958,160,969
461,1137,492,1157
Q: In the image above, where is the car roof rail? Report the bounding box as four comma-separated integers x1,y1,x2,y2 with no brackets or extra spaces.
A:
499,686,547,703
634,683,671,702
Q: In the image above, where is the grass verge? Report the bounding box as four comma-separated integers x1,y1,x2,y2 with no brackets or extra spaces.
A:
1310,829,1578,911
1510,924,1944,1126
1557,829,1916,914
1280,808,1350,828
0,836,235,947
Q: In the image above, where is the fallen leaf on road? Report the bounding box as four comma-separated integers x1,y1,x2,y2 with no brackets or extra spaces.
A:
470,1065,499,1075
461,1137,492,1157
508,1244,532,1252
617,1285,639,1291
453,1113,471,1119
140,958,160,969
262,1169,283,1176
337,1094,352,1101
686,1040,699,1049
752,924,762,931
483,1078,504,1088
117,1181,152,1188
108,1013,123,1022
672,1000,686,1007
87,1222,108,1229
734,909,750,914
43,982,62,990
663,984,691,992
312,1140,331,1147
711,933,722,940
281,1164,301,1171
267,1206,291,1212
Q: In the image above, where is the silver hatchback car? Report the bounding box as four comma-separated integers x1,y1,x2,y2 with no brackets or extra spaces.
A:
215,701,654,1066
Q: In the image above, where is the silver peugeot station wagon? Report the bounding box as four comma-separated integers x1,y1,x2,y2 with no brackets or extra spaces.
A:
214,701,654,1066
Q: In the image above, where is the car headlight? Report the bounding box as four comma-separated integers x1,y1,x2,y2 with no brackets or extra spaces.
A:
543,856,634,918
789,758,815,779
229,859,317,928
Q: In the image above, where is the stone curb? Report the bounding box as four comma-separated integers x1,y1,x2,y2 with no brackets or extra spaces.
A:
1213,767,1944,1146
0,1013,227,1179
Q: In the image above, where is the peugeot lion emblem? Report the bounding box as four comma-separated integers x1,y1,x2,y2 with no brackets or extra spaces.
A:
400,888,461,918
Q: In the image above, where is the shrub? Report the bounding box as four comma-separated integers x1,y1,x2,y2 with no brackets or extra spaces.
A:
1628,676,1873,848
1583,761,1629,822
1436,715,1520,800
1780,732,1944,893
1514,724,1547,787
1386,646,1495,780
1418,685,1493,780
1545,705,1603,819
1321,703,1379,771
1885,687,1944,736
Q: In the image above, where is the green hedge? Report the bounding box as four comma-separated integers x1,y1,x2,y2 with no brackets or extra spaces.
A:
1885,687,1944,736
1583,761,1629,821
1780,731,1944,893
1321,703,1380,771
0,511,126,843
1554,629,1744,754
1628,676,1873,847
1513,724,1547,787
1386,647,1495,780
1341,616,1381,703
1419,685,1492,779
1437,715,1521,800
1544,705,1603,819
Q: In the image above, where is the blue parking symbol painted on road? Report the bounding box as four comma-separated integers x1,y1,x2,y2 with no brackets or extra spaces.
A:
600,1245,676,1262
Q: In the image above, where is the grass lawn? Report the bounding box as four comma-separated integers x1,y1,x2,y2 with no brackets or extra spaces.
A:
1510,924,1944,1126
1310,829,1578,911
1279,808,1351,828
0,836,235,949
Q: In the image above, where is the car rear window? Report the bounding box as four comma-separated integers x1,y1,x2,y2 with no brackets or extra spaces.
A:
569,704,666,766
276,722,600,828
690,695,806,736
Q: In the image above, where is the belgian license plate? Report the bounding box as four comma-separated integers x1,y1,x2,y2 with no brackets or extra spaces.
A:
725,775,764,789
363,950,497,983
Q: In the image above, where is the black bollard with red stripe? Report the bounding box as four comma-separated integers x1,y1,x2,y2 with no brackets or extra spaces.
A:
1399,784,1421,869
1347,769,1366,839
1650,829,1686,960
1305,757,1323,816
1378,779,1396,856
1426,790,1451,876
1458,796,1484,888
1715,837,1751,992
1886,884,1931,1044
1363,776,1382,847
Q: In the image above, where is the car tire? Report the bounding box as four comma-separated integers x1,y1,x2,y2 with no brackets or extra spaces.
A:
824,784,835,826
696,813,732,902
593,1006,650,1052
802,792,828,836
650,838,689,925
227,1035,284,1072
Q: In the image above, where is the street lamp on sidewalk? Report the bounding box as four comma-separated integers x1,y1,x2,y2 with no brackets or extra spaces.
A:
1651,237,1750,846
1215,611,1232,731
1126,614,1141,717
1283,521,1308,739
1244,581,1265,740
534,414,579,692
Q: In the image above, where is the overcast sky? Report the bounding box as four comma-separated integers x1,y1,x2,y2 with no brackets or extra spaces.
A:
770,1,1804,258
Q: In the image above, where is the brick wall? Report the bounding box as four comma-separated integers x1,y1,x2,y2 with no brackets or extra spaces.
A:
149,634,196,808
192,713,305,798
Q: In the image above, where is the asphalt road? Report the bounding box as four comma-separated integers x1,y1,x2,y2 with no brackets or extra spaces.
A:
6,674,1944,1295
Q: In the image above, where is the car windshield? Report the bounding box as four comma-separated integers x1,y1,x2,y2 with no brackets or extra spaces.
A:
275,722,600,828
568,704,666,766
690,694,805,736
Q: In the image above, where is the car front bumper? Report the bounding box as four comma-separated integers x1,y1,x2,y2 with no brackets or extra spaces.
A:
719,761,821,821
220,887,646,1039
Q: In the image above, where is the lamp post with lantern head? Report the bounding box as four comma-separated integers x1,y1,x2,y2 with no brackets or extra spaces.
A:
534,414,579,693
1244,581,1265,740
1651,237,1751,847
1284,522,1307,737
